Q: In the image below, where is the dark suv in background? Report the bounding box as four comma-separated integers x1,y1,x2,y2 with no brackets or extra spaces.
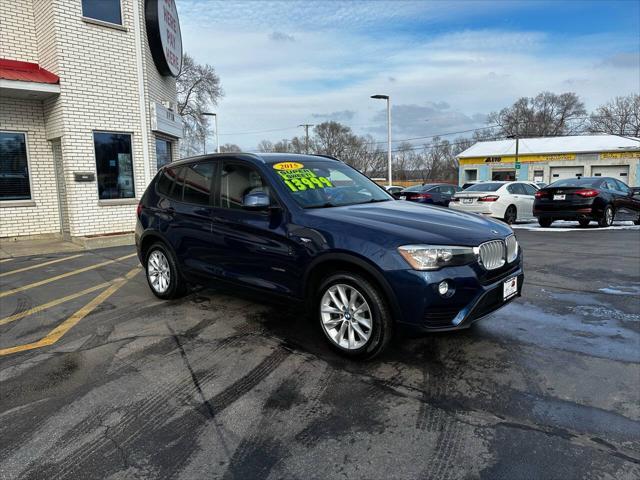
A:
136,153,523,359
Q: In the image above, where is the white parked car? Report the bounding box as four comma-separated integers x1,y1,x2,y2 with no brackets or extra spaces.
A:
449,181,539,224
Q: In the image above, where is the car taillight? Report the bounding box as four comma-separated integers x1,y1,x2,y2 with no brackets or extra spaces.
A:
415,193,432,199
535,191,546,199
574,189,599,197
136,202,143,217
478,195,499,202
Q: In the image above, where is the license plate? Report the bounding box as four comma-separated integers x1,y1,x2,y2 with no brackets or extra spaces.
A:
399,196,406,200
463,198,473,204
553,194,565,200
503,277,518,301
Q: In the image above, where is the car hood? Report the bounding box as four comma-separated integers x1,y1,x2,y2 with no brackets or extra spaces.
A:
305,200,512,246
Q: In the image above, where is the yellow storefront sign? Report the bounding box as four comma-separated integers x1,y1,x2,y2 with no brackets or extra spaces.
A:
459,153,576,165
600,152,640,159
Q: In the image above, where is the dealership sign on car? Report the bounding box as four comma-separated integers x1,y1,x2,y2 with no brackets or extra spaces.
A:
145,0,183,77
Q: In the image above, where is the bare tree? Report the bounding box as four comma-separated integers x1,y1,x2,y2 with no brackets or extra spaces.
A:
256,140,275,152
177,53,223,157
488,91,587,138
219,143,242,153
588,94,640,137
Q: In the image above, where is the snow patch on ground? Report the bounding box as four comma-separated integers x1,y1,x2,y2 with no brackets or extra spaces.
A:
598,285,640,296
512,220,640,232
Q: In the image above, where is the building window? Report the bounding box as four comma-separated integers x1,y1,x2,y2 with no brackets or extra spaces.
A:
0,131,31,201
82,0,122,25
533,169,544,182
93,132,135,200
464,169,477,182
156,138,173,170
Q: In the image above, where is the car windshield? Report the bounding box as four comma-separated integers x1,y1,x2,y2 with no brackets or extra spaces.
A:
464,182,503,192
270,159,392,208
549,178,602,188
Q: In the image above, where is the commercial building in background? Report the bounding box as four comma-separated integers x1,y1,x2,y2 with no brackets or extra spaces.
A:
457,135,640,186
0,0,183,243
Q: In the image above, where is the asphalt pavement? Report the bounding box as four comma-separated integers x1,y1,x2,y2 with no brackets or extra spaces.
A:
0,227,639,479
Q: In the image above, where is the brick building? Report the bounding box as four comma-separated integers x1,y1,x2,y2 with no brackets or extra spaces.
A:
0,0,183,242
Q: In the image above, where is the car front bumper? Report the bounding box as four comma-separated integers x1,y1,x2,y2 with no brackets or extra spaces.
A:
386,254,524,332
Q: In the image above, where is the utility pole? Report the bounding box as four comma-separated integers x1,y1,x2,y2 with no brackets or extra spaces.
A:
299,124,314,153
371,94,392,186
514,136,520,180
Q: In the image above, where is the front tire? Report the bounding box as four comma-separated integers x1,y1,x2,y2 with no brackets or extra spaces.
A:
538,217,553,228
145,242,187,299
317,272,393,360
598,205,614,228
503,205,517,224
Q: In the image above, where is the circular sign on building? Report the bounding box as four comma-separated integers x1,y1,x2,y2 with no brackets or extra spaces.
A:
145,0,183,77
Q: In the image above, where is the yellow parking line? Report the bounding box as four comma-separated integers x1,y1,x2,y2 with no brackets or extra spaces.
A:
0,281,110,326
0,253,137,299
0,267,140,356
0,259,13,264
0,253,84,278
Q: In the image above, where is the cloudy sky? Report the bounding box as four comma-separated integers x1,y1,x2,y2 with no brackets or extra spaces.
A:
176,0,640,150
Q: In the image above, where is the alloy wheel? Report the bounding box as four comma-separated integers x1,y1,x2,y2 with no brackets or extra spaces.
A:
605,207,613,226
148,250,171,294
505,206,517,224
320,284,372,350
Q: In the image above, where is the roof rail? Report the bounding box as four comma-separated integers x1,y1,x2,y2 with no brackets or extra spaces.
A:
311,154,341,161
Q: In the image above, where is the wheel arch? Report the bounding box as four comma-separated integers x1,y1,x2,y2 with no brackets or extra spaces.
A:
138,231,178,265
303,252,403,323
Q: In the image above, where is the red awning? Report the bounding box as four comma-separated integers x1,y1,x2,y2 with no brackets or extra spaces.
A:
0,59,59,84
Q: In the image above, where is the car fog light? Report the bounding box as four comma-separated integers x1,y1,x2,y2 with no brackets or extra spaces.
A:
438,281,449,296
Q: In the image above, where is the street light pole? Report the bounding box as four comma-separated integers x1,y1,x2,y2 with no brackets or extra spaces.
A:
299,124,314,153
202,112,220,154
371,94,392,186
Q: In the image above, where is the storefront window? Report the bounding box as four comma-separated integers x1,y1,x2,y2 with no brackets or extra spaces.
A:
82,0,122,25
94,132,135,200
0,132,31,201
156,138,173,170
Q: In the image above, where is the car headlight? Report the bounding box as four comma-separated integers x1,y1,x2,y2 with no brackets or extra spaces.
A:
398,245,478,270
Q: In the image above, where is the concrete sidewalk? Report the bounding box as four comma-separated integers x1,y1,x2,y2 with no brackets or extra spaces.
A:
0,233,134,259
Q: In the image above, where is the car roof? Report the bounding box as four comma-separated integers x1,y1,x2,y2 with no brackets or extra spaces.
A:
166,152,342,168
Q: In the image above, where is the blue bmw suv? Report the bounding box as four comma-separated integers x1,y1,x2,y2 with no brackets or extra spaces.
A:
136,153,523,359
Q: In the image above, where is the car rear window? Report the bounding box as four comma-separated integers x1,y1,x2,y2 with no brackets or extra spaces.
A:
549,178,603,188
464,182,503,192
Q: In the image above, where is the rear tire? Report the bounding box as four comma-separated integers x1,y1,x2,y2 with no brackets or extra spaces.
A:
598,205,614,228
503,205,517,224
317,271,393,360
145,242,187,299
578,219,590,228
538,218,553,228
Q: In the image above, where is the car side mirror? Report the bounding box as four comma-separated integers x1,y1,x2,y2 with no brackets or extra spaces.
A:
631,187,640,197
242,191,271,210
